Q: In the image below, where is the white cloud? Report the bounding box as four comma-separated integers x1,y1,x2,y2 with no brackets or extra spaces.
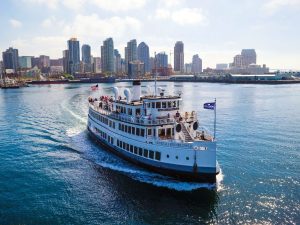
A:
62,0,85,11
154,8,207,25
63,14,141,39
10,19,22,28
159,0,184,8
263,0,300,14
90,0,147,12
23,0,59,9
41,17,65,28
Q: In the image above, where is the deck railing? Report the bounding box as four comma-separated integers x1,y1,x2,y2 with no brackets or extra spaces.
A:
90,103,175,125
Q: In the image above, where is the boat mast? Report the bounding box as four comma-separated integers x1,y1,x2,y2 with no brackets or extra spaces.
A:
154,51,157,96
214,98,217,140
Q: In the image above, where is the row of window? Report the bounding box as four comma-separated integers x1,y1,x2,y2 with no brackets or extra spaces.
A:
116,105,141,116
90,110,115,129
119,123,149,137
117,139,161,161
95,127,114,145
145,101,179,109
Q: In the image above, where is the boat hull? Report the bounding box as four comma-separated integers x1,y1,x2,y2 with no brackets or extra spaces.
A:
87,126,217,183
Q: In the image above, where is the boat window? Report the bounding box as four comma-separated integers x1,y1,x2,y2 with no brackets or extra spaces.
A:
132,127,135,135
141,129,145,137
119,123,121,130
134,146,138,152
147,103,151,108
122,142,125,149
155,152,161,161
121,124,124,131
117,140,119,146
162,102,166,108
126,143,129,151
149,150,154,159
143,149,148,158
125,125,128,133
152,102,155,108
147,128,152,136
138,148,143,156
134,147,138,154
136,128,140,136
156,102,161,108
128,108,132,115
128,126,132,134
168,102,172,108
167,128,172,137
136,108,141,116
130,145,133,152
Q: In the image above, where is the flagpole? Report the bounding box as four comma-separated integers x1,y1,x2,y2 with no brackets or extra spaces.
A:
214,98,217,140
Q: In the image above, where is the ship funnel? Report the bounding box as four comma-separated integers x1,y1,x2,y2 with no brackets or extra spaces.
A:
124,88,131,103
131,80,141,101
113,87,119,100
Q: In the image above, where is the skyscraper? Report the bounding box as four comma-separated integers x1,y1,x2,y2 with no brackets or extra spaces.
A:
156,52,168,68
137,42,150,72
101,38,114,73
241,49,256,66
67,38,80,75
63,50,69,74
125,39,137,74
174,41,184,73
2,47,19,72
192,54,202,73
81,44,91,64
19,56,32,69
114,49,121,75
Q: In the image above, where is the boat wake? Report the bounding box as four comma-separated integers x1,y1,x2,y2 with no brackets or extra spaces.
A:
66,125,224,192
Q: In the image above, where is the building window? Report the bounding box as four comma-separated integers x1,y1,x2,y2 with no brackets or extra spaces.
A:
155,152,161,161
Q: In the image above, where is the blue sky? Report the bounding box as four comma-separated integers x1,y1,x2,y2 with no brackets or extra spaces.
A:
1,0,300,70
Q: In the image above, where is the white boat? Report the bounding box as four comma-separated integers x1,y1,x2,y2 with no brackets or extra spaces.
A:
87,80,220,183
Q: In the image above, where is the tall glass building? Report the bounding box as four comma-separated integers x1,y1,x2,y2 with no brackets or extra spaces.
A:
81,44,91,64
101,38,114,73
67,38,80,75
2,47,19,72
137,42,150,72
174,41,184,73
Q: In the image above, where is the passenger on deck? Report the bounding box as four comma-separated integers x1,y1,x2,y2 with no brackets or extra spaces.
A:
175,111,180,118
200,131,205,140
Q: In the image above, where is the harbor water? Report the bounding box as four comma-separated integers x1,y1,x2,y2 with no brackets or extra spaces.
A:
0,82,299,224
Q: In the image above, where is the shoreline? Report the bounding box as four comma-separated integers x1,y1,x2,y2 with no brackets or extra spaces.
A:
25,78,300,85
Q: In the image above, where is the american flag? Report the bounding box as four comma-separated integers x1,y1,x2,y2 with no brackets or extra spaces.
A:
91,84,98,91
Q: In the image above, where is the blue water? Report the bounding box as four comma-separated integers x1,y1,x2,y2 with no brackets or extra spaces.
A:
0,82,299,224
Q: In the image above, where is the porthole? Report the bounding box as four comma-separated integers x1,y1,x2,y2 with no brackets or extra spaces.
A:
186,157,189,160
167,154,169,158
176,156,178,159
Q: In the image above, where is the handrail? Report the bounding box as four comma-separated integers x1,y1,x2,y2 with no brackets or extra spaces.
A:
90,103,176,126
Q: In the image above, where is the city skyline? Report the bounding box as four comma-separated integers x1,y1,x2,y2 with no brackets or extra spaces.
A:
1,0,300,70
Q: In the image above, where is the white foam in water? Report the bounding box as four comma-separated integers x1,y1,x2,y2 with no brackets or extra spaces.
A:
61,100,87,124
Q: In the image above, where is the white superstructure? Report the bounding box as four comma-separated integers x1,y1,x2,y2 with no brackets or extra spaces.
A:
87,80,219,182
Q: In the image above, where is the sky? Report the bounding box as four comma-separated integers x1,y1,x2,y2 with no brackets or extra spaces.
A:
1,0,300,70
